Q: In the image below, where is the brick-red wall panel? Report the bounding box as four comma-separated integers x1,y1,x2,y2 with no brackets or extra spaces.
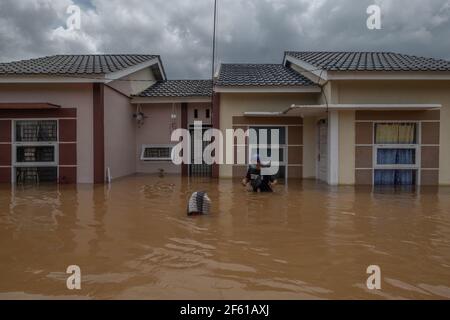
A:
0,144,11,166
59,119,77,142
59,167,77,184
0,167,11,183
59,143,77,166
0,120,11,142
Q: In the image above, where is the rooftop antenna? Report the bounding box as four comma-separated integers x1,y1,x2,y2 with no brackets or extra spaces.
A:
212,0,218,83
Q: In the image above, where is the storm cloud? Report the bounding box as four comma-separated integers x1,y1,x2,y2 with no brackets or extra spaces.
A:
0,0,449,78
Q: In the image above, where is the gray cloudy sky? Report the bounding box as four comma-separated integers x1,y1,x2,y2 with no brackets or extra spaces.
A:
0,0,449,78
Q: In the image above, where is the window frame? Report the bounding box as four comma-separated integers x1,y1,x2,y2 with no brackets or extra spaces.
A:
373,145,420,170
12,119,59,168
140,144,174,161
372,121,421,185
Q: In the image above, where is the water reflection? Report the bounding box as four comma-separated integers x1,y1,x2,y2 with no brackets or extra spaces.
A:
0,176,449,299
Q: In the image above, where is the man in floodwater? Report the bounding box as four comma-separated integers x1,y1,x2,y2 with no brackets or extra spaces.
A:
187,191,211,216
242,155,278,192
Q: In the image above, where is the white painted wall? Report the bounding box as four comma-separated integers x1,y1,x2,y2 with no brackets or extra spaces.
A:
302,116,318,179
108,67,157,96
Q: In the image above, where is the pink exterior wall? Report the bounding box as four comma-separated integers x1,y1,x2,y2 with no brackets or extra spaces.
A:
104,86,137,180
136,103,182,174
0,81,211,182
0,83,94,183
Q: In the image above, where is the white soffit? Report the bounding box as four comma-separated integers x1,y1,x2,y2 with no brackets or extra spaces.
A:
290,104,442,111
243,103,441,117
326,71,450,80
284,55,328,81
105,58,165,82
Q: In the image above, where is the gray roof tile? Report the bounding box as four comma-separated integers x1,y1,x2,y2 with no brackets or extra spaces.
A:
0,54,159,75
216,64,317,86
285,51,450,72
136,80,212,97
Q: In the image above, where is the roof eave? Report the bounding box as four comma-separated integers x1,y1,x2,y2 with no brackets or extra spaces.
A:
131,96,212,104
326,70,450,80
0,74,106,83
104,57,166,83
284,54,328,83
0,102,61,109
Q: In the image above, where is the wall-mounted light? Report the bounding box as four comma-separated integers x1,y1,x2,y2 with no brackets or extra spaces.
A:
133,104,147,127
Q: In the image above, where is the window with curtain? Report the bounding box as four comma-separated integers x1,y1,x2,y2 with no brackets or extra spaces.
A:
375,123,416,144
376,148,416,165
374,123,418,185
374,169,416,185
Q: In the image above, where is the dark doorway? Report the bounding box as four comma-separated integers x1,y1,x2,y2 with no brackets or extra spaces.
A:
189,125,212,177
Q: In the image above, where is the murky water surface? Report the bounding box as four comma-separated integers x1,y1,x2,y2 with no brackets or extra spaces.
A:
0,176,449,299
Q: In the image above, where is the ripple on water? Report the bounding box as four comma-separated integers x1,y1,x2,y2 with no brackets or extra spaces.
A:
1,177,450,299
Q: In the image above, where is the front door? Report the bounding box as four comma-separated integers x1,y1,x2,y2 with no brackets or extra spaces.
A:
189,125,212,177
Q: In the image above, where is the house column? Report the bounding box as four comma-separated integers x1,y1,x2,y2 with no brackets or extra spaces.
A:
93,83,105,184
0,120,11,183
327,110,339,185
181,102,188,177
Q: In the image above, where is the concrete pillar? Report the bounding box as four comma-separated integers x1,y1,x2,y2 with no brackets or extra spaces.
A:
327,110,339,185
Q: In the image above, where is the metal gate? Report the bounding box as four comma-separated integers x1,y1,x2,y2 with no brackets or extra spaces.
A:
189,126,212,177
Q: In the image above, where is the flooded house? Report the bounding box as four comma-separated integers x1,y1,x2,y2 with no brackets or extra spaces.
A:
0,52,449,186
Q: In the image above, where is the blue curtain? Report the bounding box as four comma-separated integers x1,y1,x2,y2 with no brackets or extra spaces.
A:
375,170,415,185
375,149,416,185
377,149,415,165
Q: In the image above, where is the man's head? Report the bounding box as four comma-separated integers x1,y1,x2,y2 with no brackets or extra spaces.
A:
251,154,261,170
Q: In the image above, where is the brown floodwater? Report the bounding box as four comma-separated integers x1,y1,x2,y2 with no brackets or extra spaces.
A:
0,175,449,300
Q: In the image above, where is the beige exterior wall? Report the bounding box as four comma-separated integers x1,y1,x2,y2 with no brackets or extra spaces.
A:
338,110,355,184
0,83,94,183
219,92,319,178
135,103,182,174
336,80,450,185
302,116,317,179
104,86,136,180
